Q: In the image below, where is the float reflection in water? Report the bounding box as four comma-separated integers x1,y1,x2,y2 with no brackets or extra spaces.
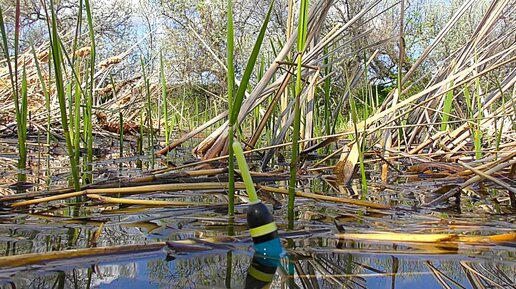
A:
234,141,285,287
244,251,281,289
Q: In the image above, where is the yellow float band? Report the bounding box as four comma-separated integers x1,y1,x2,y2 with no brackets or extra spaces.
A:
248,266,275,282
249,222,277,237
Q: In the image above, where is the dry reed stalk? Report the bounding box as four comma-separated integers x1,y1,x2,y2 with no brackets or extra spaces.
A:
0,242,167,268
258,184,390,209
11,182,247,207
190,0,334,159
87,193,220,206
335,232,516,243
425,157,516,207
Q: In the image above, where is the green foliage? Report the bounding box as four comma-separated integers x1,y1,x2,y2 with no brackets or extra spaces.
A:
48,0,80,191
289,0,309,228
84,0,95,184
0,3,28,184
160,52,170,146
229,0,274,125
140,55,155,169
440,80,454,131
227,0,236,217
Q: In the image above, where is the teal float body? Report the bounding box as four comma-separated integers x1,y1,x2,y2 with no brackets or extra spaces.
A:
247,201,284,260
233,141,284,287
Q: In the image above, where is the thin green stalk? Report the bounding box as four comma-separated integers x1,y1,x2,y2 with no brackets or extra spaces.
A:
18,63,28,183
140,56,154,169
137,113,144,170
0,3,27,184
227,0,236,218
84,0,96,184
13,1,20,118
227,0,274,216
323,46,332,137
73,62,81,165
464,85,473,119
71,0,83,168
31,45,52,184
0,7,18,119
48,0,80,190
160,52,170,146
119,112,124,168
440,80,454,131
474,78,483,160
359,57,369,195
289,0,309,228
194,93,199,128
71,0,83,67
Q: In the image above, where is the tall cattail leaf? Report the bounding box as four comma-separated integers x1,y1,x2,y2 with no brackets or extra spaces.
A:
48,0,80,190
84,0,96,183
0,7,17,112
229,0,275,125
227,0,236,217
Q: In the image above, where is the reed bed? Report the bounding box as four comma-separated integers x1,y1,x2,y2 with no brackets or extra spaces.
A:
0,1,514,285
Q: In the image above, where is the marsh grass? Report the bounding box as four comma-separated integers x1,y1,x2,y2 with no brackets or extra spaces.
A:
226,0,275,216
288,0,309,227
160,52,170,146
140,56,155,169
226,0,236,217
30,44,52,186
0,3,28,184
0,0,513,236
82,0,96,184
47,0,80,191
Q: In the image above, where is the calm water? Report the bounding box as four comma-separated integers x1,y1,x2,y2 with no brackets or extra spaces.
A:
0,205,514,288
1,235,514,288
0,138,514,288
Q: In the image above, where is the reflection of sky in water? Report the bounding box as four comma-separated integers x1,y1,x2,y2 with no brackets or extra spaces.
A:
6,247,509,289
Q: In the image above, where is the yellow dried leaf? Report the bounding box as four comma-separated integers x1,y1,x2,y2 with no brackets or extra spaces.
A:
334,142,359,185
336,232,454,243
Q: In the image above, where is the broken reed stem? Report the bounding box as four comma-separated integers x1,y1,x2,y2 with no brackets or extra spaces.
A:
425,158,516,207
0,242,167,268
11,182,247,207
458,160,516,194
258,185,390,209
335,232,516,243
0,231,512,270
12,181,392,210
87,194,220,206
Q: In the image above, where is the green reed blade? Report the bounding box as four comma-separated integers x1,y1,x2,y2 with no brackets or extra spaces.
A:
18,63,28,183
229,0,275,125
48,0,80,191
440,80,454,131
227,0,236,217
31,44,51,146
140,56,154,169
289,0,309,227
160,51,170,146
0,7,19,121
233,141,258,203
84,0,95,184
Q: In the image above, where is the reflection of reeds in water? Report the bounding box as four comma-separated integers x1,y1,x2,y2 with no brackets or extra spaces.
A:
0,0,515,286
